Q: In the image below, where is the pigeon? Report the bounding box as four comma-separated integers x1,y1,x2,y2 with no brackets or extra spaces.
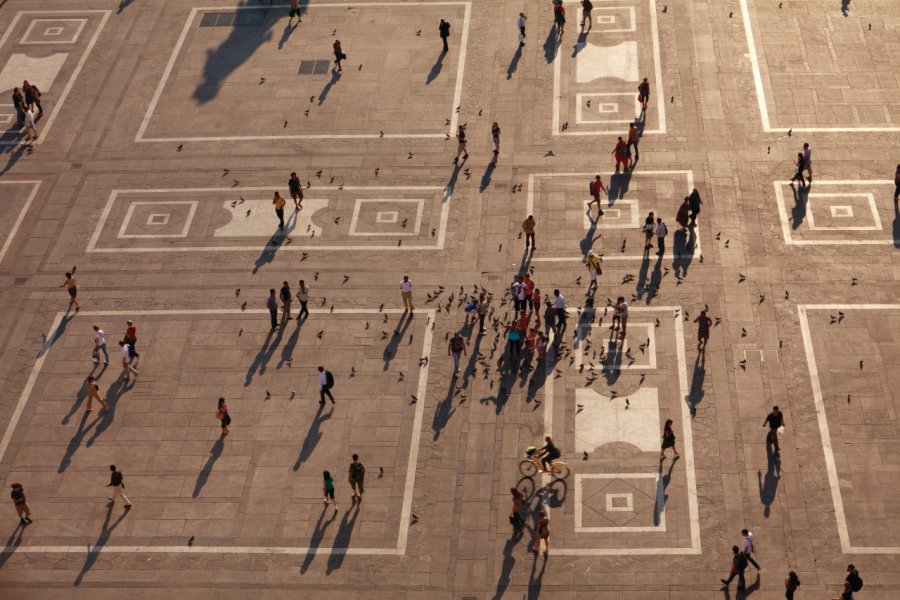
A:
188,536,194,547
759,295,765,304
314,272,319,280
847,394,851,403
587,99,591,107
738,359,747,370
851,277,858,286
266,390,271,398
321,297,327,306
343,275,350,284
562,122,568,131
379,303,385,311
383,314,388,323
245,209,251,217
859,360,863,370
410,395,418,404
778,1,782,6
724,240,730,248
411,514,419,524
741,328,747,337
374,168,380,176
625,398,630,408
235,289,240,297
379,466,384,477
498,243,503,252
715,232,721,240
238,329,243,336
408,152,414,159
317,330,324,340
738,273,746,283
358,64,363,71
310,96,315,103
787,128,792,136
241,302,247,310
576,403,584,413
838,311,845,323
583,451,589,461
223,169,230,176
784,290,789,299
478,109,483,116
259,76,266,84
176,144,183,151
290,390,296,399
544,150,556,157
662,4,667,12
284,120,288,127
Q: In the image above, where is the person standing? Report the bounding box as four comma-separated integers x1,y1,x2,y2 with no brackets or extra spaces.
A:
296,279,310,320
288,172,303,209
318,365,335,405
288,0,302,25
553,2,566,35
92,325,110,365
660,419,679,459
118,341,138,383
123,320,139,360
763,405,784,454
322,471,337,511
741,528,761,570
612,297,628,338
216,397,231,436
588,175,607,215
476,293,490,335
22,105,38,144
10,483,32,525
509,487,525,529
694,310,712,351
333,39,345,71
12,87,26,129
517,13,527,47
439,19,451,52
721,545,747,590
790,152,806,187
643,212,655,252
638,77,650,113
86,376,111,413
106,465,132,508
522,214,536,250
784,570,800,600
654,218,668,256
491,122,501,163
627,122,639,161
893,164,899,203
61,272,79,312
453,124,468,164
688,188,703,227
675,196,691,232
587,251,602,292
802,142,812,182
448,331,466,374
279,281,293,322
273,191,286,230
348,454,366,502
267,288,278,330
399,275,414,313
553,289,567,335
533,509,550,555
581,0,593,29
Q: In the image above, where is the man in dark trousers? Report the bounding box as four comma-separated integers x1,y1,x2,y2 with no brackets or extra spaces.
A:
763,405,784,455
688,187,703,227
439,19,451,52
721,545,747,590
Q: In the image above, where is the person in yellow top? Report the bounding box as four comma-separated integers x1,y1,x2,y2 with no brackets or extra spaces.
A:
586,250,602,291
522,214,536,251
273,191,286,229
85,375,110,413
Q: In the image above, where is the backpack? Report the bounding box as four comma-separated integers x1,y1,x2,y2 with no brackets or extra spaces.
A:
349,462,365,480
325,370,334,388
848,572,863,592
451,336,464,352
736,553,748,570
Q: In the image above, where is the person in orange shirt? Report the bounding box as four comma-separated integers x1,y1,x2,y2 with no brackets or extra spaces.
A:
588,175,608,216
273,191,286,229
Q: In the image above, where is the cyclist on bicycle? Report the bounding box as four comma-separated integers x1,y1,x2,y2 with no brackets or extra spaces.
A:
538,436,560,473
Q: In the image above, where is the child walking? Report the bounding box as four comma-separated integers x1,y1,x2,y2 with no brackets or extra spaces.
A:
323,470,337,510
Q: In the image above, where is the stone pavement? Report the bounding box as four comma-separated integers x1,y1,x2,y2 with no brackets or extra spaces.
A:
0,0,898,598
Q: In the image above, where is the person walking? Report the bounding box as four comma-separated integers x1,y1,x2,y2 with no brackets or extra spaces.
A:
675,196,690,232
273,191,286,229
86,376,111,413
448,331,467,374
834,564,862,600
552,289,567,335
509,487,525,529
23,81,42,119
802,142,812,182
511,277,526,312
296,279,310,320
92,325,110,365
476,293,490,335
533,509,550,555
586,251,602,292
491,122,501,163
790,152,806,187
322,470,338,511
522,214,536,250
741,528,761,570
267,288,278,330
688,188,702,227
279,281,293,322
348,454,366,502
399,275,414,313
517,13,526,47
288,0,302,25
894,164,900,202
627,122,639,161
581,0,593,29
123,320,139,360
587,174,608,215
10,483,32,524
318,366,335,405
119,341,138,383
612,136,628,172
531,288,542,327
106,465,132,508
12,87,26,129
288,172,303,209
654,217,668,256
694,310,712,351
439,19,451,52
216,397,231,436
453,124,468,164
642,212,655,252
763,405,784,455
60,272,79,312
22,105,38,144
553,2,566,35
660,419,679,459
721,545,747,590
785,570,800,600
638,77,650,113
333,39,345,71
612,297,628,338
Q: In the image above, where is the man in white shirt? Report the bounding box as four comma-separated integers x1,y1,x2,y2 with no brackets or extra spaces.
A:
740,528,761,570
118,340,137,383
318,365,335,405
654,218,668,257
399,276,414,313
92,325,109,365
612,297,628,338
553,289,567,334
517,13,526,47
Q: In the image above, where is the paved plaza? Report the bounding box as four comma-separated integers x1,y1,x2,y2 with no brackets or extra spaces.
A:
0,0,899,598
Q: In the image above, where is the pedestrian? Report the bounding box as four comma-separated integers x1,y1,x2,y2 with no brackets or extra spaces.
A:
553,2,566,35
581,0,593,28
60,272,79,312
512,277,527,312
790,152,806,187
453,124,468,164
660,419,679,459
834,564,863,600
318,365,335,405
267,288,278,330
22,105,38,144
553,289,567,335
216,397,231,436
23,81,42,118
627,122,639,160
533,509,550,555
741,528,761,570
694,310,712,351
86,376,111,413
675,196,690,231
587,174,608,215
688,188,702,227
296,279,310,320
273,191,286,229
721,545,747,590
654,217,668,256
535,331,547,360
643,211,655,251
288,0,302,25
638,77,650,112
587,250,602,291
333,39,345,71
491,122,501,162
348,454,366,502
522,273,535,310
894,164,900,202
763,405,784,454
288,171,303,209
439,19,451,52
517,13,526,47
106,465,132,508
612,296,628,338
12,87,25,128
504,321,522,363
522,214,536,250
399,275,414,313
279,281,293,322
531,288,542,326
322,470,338,510
785,570,800,600
612,136,628,171
92,325,110,365
118,340,138,383
123,320,139,360
802,142,812,182
9,483,32,525
509,487,525,529
448,331,466,374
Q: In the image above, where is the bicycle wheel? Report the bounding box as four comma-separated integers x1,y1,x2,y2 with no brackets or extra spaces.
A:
519,459,538,477
552,463,570,479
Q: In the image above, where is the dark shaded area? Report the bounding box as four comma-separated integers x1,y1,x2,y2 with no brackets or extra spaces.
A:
479,161,496,193
542,26,558,63
74,504,129,586
326,504,360,573
654,457,677,525
688,351,706,417
192,437,225,497
293,404,332,471
318,69,342,105
672,226,696,279
758,447,781,518
0,524,25,569
893,200,899,249
506,47,522,80
426,50,446,84
245,325,284,385
789,183,809,230
300,506,337,574
382,314,413,369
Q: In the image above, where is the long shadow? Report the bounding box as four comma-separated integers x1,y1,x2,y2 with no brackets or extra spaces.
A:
116,0,135,13
608,170,633,202
492,527,525,600
524,352,548,405
893,200,899,249
688,351,706,417
570,31,588,57
300,506,337,574
38,312,74,358
58,412,91,473
789,184,809,230
516,248,533,278
542,26,558,63
757,447,781,518
85,377,128,447
277,22,298,50
0,524,25,569
506,47,522,80
653,457,677,525
481,352,519,415
325,504,360,573
526,550,548,600
317,69,342,105
245,326,284,385
479,161,496,193
426,50,447,84
193,1,275,104
293,404,333,471
579,211,601,256
382,314,413,370
0,143,28,177
74,504,130,586
192,437,226,498
672,226,696,279
278,317,303,369
645,255,663,304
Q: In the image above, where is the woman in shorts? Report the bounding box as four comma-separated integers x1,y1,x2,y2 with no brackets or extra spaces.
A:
60,272,79,312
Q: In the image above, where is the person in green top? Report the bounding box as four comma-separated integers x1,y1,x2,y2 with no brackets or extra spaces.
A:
322,471,337,511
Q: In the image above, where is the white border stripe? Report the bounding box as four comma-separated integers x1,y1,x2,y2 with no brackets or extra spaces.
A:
0,181,41,264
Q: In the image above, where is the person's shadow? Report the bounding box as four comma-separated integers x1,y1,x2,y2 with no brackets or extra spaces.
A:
654,456,677,525
293,404,333,471
789,184,809,230
579,211,602,256
636,253,651,299
672,226,696,279
602,331,623,385
277,22,297,50
432,379,459,440
841,0,851,16
444,162,462,201
58,412,91,473
74,504,130,586
300,505,337,574
688,350,706,417
325,504,360,573
192,437,226,497
0,524,25,570
318,69,342,105
116,0,135,13
571,31,589,58
382,314,413,369
757,447,781,518
479,161,496,193
645,255,663,304
426,50,446,84
278,317,303,369
526,547,548,600
245,325,284,385
252,234,286,274
506,46,522,80
892,200,899,249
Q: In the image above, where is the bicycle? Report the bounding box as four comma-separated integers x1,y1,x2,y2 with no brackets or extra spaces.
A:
519,446,570,479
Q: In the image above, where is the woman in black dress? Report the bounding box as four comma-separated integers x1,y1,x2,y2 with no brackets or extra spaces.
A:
660,419,679,459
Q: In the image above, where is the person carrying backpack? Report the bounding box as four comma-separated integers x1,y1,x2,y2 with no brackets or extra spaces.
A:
785,570,800,600
348,454,366,502
721,545,747,590
835,564,862,600
318,365,335,405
